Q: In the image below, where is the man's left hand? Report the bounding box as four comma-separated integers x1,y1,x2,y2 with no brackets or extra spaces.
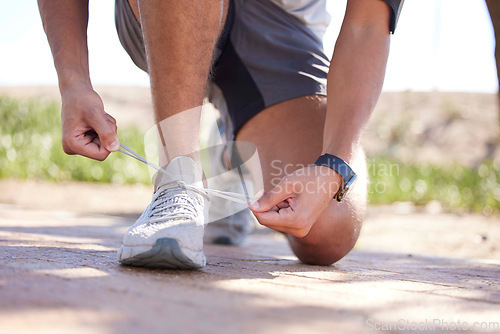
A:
249,166,342,238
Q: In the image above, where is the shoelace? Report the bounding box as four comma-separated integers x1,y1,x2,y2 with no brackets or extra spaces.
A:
118,143,259,205
149,183,201,221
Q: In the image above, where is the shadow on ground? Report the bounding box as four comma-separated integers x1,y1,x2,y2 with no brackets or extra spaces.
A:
0,204,499,333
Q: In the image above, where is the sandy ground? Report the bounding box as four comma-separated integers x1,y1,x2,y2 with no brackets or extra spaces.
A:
1,178,499,261
367,91,500,167
1,197,499,334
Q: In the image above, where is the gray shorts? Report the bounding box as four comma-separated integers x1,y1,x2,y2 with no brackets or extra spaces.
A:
115,0,329,136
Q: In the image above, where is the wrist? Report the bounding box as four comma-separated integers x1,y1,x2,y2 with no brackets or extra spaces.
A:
314,153,358,202
59,78,92,100
58,68,92,94
315,165,343,198
321,142,359,165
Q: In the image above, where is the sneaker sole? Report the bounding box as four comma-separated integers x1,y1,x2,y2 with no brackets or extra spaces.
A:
118,238,205,269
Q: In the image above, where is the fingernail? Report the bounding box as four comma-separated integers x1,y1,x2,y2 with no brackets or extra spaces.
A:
249,199,259,210
249,189,264,210
108,140,120,151
254,189,265,200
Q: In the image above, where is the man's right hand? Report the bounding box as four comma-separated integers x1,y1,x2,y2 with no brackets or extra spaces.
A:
60,84,120,161
38,1,118,160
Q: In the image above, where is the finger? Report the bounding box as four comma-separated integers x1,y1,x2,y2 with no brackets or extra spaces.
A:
74,130,111,161
86,110,120,152
254,196,312,227
105,112,117,125
249,179,294,213
254,205,295,228
277,201,290,209
255,206,312,238
105,113,118,133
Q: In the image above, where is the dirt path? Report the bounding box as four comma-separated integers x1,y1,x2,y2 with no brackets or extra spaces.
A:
1,202,499,333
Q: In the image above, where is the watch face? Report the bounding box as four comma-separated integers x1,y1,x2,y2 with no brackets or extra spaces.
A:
336,174,358,202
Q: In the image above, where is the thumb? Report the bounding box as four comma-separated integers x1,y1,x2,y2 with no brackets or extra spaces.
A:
87,111,120,152
249,180,293,213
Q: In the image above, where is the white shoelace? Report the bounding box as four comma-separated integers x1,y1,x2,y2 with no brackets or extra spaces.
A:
149,183,201,221
118,143,258,205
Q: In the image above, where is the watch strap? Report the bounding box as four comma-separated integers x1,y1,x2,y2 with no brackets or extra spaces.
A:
313,154,356,186
313,154,357,201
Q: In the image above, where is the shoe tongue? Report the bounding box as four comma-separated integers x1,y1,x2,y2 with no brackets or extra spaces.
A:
156,156,203,188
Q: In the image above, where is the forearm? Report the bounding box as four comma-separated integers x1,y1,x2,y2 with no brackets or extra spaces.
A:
38,0,91,91
323,18,390,163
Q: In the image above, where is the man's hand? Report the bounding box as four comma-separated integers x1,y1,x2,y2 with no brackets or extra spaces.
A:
61,84,119,161
38,0,119,161
249,166,342,238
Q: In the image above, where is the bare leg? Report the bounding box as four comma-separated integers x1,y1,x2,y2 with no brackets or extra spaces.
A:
237,96,367,265
131,0,227,164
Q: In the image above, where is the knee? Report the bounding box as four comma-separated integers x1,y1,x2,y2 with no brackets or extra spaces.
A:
290,213,363,266
293,245,353,266
288,183,367,266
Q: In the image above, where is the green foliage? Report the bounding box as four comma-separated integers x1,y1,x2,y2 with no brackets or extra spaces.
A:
0,96,151,184
1,96,499,214
368,156,500,215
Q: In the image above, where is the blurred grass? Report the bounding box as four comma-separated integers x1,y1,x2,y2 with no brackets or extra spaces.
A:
368,157,499,215
0,95,150,184
1,95,499,215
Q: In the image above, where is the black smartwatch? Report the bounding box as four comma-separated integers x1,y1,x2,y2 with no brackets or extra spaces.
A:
313,154,357,202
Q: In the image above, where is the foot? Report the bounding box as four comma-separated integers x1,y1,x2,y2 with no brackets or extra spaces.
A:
117,156,209,269
204,208,256,245
204,142,256,245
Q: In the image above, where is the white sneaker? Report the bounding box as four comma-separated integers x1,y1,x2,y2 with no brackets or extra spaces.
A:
117,156,209,269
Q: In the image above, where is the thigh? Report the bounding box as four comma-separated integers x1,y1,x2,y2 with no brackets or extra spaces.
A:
115,0,232,74
236,95,327,190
